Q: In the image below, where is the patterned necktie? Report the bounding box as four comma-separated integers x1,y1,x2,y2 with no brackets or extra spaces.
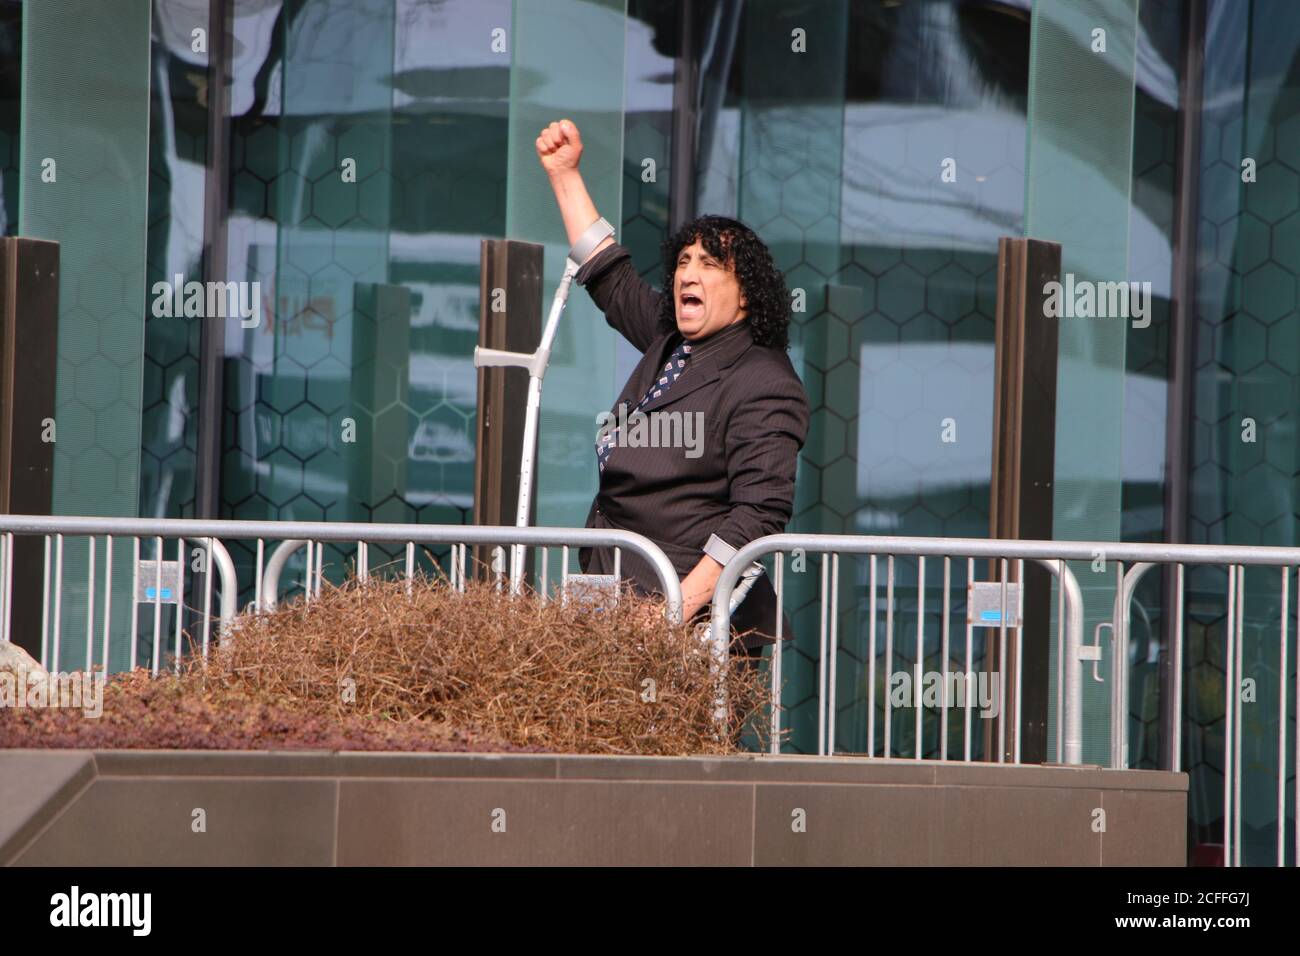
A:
596,339,693,472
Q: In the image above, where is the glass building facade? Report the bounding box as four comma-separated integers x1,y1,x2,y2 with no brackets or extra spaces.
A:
1,0,1298,863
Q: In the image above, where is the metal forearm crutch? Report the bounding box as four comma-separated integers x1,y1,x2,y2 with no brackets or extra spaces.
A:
694,559,769,730
694,559,766,639
473,217,616,594
727,561,765,615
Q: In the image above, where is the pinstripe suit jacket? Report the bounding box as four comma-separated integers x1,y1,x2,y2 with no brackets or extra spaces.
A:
574,242,809,646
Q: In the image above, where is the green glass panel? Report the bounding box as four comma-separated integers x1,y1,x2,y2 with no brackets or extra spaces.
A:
734,0,848,754
20,0,152,670
1026,0,1139,766
504,0,627,530
140,0,210,520
221,0,512,599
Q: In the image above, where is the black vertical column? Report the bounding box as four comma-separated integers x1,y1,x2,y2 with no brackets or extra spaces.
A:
196,0,233,520
669,0,698,233
989,236,1061,763
473,239,542,577
1160,0,1206,772
0,236,59,659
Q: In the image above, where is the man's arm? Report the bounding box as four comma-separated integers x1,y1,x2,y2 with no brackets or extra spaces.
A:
538,119,662,352
682,373,809,617
681,554,724,621
711,373,808,551
537,119,615,259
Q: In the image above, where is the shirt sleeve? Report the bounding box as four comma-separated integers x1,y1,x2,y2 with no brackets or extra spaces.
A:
575,242,664,354
708,370,809,560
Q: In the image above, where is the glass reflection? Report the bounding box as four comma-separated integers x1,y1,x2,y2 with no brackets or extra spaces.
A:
219,0,510,594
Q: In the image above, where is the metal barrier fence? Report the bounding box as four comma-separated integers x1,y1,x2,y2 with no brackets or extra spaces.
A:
0,515,683,676
8,515,1298,864
712,532,1300,867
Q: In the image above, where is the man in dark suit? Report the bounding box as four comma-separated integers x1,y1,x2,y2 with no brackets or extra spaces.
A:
537,119,809,663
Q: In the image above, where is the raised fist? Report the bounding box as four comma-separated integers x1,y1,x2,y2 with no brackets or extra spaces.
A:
536,119,583,176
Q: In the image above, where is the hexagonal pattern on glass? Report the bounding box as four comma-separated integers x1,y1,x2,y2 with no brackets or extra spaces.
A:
1185,61,1300,858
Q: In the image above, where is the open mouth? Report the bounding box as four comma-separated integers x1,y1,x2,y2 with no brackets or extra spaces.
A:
679,291,704,320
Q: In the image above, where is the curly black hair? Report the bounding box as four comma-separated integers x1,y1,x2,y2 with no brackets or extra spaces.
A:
656,215,791,350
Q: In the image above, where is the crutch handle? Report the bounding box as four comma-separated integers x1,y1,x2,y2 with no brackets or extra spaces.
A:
473,345,549,377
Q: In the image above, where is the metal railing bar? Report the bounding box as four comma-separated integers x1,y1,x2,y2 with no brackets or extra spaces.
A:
201,537,214,661
1224,562,1235,867
941,555,950,761
1278,566,1288,868
966,557,974,762
867,553,877,759
174,538,186,673
255,538,265,613
85,537,96,672
772,552,784,756
130,537,140,671
1056,558,1064,765
52,534,64,674
1173,562,1184,773
817,553,828,756
1234,564,1244,867
1057,559,1086,766
314,540,324,599
2,532,12,646
1014,557,1024,764
100,536,112,673
40,535,50,667
1112,560,1125,768
685,531,1300,567
1118,562,1155,768
0,517,672,627
915,554,925,760
0,532,6,644
302,541,312,601
829,552,839,756
884,555,895,759
261,540,305,610
151,536,162,676
998,558,1007,764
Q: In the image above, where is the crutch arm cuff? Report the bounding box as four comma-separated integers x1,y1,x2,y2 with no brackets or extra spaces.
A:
704,533,738,566
568,216,615,267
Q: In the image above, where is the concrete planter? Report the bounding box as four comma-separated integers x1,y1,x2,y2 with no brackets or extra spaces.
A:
0,750,1186,866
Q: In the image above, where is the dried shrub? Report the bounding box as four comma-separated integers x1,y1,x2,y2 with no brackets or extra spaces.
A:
0,669,525,752
2,575,775,755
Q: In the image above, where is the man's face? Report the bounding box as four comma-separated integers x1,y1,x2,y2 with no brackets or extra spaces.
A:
673,238,748,341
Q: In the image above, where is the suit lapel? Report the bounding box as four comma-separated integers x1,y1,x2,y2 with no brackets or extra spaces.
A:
639,321,753,414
